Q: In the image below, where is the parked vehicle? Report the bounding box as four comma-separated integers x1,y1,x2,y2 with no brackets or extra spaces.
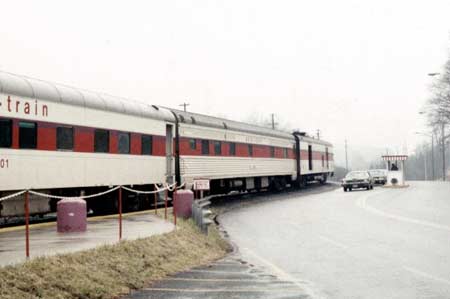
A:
342,171,374,191
368,169,387,185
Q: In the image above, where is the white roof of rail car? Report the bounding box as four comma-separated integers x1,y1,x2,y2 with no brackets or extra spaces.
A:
167,108,293,139
166,108,333,146
0,71,175,121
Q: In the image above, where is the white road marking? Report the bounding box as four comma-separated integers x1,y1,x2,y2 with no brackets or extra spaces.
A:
143,287,304,292
187,269,250,274
164,277,278,283
242,247,325,299
403,266,450,286
318,235,349,250
356,191,450,233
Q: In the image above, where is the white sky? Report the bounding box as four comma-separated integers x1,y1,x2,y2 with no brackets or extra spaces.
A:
1,0,449,166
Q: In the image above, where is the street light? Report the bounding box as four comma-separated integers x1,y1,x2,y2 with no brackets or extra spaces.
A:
415,131,435,180
424,72,446,181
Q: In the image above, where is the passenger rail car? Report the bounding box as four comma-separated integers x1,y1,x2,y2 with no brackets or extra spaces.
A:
0,71,333,220
0,71,175,218
169,110,334,194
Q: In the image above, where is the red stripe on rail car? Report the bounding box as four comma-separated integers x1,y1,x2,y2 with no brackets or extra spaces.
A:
37,123,56,150
152,136,166,156
130,133,141,155
109,131,118,154
74,127,93,152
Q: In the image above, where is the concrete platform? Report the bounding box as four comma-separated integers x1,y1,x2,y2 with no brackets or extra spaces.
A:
0,211,174,267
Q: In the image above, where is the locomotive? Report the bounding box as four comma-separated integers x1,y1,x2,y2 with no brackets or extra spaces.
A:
0,71,333,219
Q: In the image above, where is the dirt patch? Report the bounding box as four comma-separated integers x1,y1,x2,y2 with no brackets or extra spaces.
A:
0,216,231,299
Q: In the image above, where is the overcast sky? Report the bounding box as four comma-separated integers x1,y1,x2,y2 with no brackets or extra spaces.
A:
1,0,449,166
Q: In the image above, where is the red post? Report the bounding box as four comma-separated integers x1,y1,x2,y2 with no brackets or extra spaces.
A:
154,191,157,215
24,191,30,258
164,189,168,220
173,191,177,226
118,186,122,241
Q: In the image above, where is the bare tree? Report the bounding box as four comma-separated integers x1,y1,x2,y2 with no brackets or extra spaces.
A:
427,54,450,127
425,52,450,179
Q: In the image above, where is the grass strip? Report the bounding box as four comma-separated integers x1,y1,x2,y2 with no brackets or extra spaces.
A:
0,216,231,299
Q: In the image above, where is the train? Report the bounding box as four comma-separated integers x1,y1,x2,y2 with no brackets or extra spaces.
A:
0,71,334,219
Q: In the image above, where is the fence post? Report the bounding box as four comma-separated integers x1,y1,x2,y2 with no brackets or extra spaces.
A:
24,191,30,259
173,191,177,226
164,189,168,220
154,190,157,215
118,186,122,241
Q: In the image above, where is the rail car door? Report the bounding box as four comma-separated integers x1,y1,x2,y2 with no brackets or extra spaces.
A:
166,124,174,183
308,144,313,171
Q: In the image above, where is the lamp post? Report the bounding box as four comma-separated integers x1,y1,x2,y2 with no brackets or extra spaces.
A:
415,131,435,180
441,122,446,181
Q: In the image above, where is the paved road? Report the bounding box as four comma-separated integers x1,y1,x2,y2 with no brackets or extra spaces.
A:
220,181,450,299
127,254,310,299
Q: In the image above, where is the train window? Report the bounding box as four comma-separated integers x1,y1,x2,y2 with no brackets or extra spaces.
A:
189,139,196,150
118,132,130,154
191,117,196,124
57,127,74,150
0,119,12,148
94,129,109,153
214,141,221,155
283,148,288,158
142,135,153,155
308,145,313,170
270,146,275,158
248,144,253,157
201,140,209,155
326,147,329,168
19,121,37,149
229,142,236,156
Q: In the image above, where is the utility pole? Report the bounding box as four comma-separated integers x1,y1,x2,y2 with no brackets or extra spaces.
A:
316,129,321,140
442,123,446,181
345,139,349,172
415,131,436,180
179,102,190,112
270,113,278,129
424,148,428,180
431,133,435,180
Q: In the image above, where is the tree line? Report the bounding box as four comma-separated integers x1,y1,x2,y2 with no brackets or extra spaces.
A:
407,49,450,180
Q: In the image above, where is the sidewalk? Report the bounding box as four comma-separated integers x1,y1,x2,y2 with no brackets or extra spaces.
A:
0,211,174,267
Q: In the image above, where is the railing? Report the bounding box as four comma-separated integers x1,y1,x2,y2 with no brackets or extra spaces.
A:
0,182,184,259
191,196,213,234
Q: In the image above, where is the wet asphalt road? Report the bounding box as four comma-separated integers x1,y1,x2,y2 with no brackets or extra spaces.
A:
127,254,310,299
220,181,450,299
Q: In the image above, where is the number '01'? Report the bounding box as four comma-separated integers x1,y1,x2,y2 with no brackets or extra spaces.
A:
0,159,8,168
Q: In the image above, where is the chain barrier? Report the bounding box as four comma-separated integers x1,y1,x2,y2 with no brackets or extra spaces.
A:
121,181,184,194
121,184,164,195
0,190,27,203
0,182,185,203
167,182,185,192
28,186,121,200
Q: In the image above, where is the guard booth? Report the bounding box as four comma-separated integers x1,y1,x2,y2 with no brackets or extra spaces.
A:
382,155,408,186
